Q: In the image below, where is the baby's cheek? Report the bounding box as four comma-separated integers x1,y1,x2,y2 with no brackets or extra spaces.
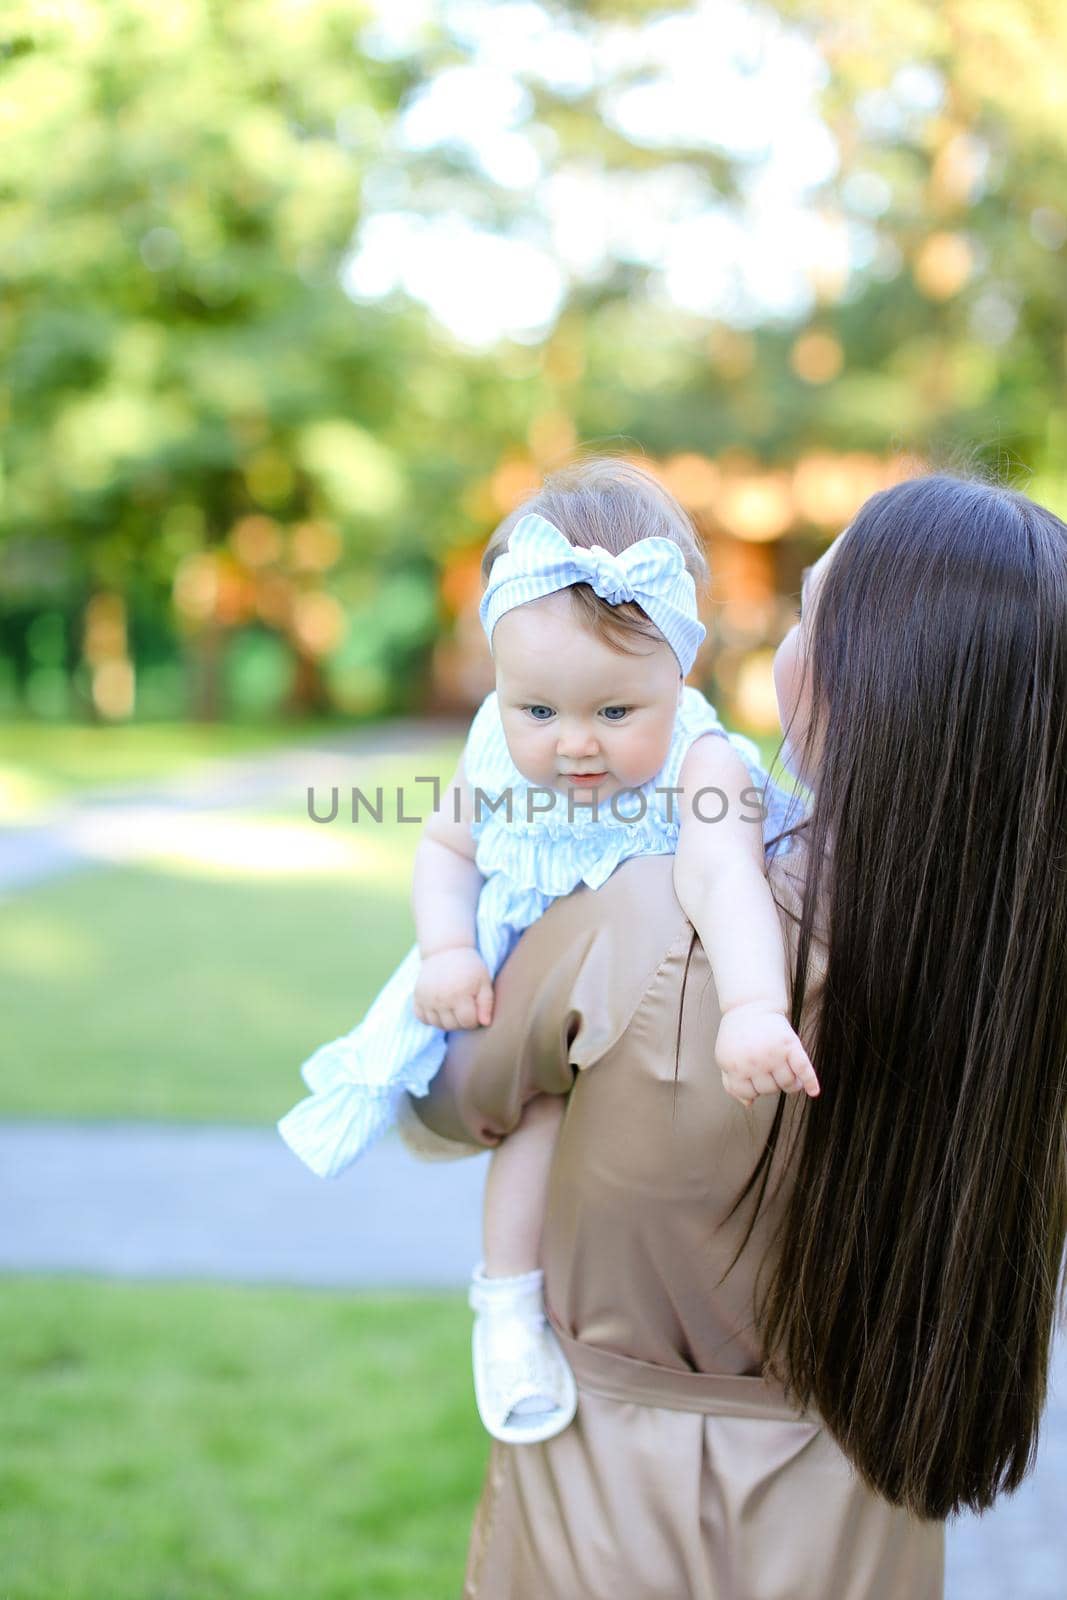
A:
623,725,673,785
506,726,554,787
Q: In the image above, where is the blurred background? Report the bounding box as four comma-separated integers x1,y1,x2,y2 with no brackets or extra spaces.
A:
4,0,1067,735
3,2,1067,1597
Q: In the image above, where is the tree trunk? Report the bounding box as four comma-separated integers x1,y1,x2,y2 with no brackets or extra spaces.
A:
287,645,330,717
188,624,224,721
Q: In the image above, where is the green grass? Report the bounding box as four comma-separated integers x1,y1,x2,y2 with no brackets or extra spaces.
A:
0,720,330,806
1,718,786,803
0,722,789,1124
0,732,465,1122
0,864,416,1122
0,1278,486,1600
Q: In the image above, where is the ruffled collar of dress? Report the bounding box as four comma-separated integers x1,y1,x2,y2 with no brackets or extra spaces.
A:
469,770,677,842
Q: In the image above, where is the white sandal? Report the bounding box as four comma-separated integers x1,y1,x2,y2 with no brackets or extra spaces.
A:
468,1263,578,1445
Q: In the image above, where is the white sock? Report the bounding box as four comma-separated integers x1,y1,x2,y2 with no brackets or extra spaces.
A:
469,1263,562,1419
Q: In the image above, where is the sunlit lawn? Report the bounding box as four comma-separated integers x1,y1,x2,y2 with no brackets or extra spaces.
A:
0,767,465,1124
0,719,787,1121
0,1277,485,1600
1,865,408,1119
0,720,342,822
1,716,787,809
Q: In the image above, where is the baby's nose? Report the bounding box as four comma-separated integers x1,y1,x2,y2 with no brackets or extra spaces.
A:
557,722,600,757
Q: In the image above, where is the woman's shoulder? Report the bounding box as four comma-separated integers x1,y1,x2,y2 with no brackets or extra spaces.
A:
535,854,693,968
497,846,826,1076
537,844,823,1003
499,854,696,1070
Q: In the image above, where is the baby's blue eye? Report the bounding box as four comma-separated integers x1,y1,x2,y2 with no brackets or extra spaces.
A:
601,706,628,721
526,705,554,721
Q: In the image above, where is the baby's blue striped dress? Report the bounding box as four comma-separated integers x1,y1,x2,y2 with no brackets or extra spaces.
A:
276,686,796,1178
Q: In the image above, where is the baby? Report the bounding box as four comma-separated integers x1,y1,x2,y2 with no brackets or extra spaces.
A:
278,457,818,1445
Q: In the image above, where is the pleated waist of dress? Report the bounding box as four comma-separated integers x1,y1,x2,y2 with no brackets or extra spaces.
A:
549,1312,824,1425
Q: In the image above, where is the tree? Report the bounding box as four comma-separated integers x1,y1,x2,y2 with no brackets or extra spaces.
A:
4,0,1065,723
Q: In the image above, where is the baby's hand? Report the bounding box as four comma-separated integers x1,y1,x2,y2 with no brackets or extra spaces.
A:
413,948,494,1032
715,1004,819,1108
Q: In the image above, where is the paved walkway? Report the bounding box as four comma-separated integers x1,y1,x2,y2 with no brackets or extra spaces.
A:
0,717,465,895
1,1119,488,1288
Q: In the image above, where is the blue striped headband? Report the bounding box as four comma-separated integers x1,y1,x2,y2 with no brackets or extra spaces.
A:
479,513,706,676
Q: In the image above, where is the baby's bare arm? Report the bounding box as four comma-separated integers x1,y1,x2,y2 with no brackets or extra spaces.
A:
412,758,494,1030
673,734,788,1014
412,757,483,957
673,734,818,1101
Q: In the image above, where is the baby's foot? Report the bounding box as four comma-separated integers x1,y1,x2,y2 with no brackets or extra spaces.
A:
468,1263,578,1444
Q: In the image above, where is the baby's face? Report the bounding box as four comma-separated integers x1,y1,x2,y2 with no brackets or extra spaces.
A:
492,590,683,797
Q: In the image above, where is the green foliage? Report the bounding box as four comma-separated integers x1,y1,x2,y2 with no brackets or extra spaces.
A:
778,0,1067,493
0,1,505,716
3,0,1066,720
3,2,391,560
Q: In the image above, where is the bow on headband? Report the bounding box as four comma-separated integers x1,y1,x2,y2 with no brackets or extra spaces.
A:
479,513,706,676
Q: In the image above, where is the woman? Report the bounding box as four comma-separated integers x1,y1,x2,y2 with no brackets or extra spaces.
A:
402,474,1067,1598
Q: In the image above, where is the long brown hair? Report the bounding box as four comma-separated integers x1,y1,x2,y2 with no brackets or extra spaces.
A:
728,474,1067,1520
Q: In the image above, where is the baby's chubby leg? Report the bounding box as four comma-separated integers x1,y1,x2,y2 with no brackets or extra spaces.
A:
468,1094,576,1444
483,1092,564,1276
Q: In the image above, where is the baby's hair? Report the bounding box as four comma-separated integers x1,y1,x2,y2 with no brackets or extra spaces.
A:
481,455,708,662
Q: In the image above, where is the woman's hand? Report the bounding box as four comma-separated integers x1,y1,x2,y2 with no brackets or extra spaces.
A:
413,948,495,1032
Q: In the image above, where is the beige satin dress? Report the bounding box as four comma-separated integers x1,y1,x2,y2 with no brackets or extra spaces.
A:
411,849,946,1599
